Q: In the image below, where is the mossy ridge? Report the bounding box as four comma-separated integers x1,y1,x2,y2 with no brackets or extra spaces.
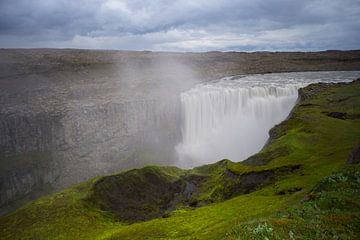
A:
0,80,359,239
225,163,360,240
0,177,120,240
87,160,277,222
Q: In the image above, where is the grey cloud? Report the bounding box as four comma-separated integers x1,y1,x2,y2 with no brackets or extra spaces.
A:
0,0,359,51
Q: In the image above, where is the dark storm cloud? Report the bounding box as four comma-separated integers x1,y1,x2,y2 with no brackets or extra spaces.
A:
0,0,359,51
0,0,100,38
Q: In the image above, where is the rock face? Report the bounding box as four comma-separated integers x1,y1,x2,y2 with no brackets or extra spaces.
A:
327,112,347,119
239,171,275,193
348,144,360,164
0,97,182,215
1,49,360,215
91,167,185,222
0,50,190,215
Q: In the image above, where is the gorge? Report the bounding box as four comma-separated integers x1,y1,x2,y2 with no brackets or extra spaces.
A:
1,49,360,216
1,78,360,239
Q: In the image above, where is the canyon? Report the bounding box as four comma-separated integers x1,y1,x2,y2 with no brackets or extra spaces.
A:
1,49,360,215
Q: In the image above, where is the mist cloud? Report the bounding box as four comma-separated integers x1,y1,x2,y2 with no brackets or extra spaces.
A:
0,0,359,51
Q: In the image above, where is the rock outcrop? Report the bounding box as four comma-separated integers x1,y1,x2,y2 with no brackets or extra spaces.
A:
348,144,360,164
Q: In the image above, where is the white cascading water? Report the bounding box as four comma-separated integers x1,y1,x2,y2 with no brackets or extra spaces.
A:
176,71,360,168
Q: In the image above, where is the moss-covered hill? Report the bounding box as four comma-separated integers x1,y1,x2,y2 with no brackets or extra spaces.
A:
1,80,360,239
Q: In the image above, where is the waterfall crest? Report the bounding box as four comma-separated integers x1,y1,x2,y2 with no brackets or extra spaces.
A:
176,71,360,168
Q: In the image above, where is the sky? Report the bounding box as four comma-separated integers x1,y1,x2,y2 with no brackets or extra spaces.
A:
0,0,359,52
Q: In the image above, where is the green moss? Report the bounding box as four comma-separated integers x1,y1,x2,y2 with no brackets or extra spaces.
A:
1,80,360,239
0,178,121,240
225,164,360,240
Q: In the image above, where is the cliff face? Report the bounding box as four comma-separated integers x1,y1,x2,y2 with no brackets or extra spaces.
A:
1,49,360,215
0,88,182,215
1,103,181,207
0,51,188,215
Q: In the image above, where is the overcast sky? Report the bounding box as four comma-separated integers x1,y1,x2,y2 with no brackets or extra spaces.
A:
0,0,359,52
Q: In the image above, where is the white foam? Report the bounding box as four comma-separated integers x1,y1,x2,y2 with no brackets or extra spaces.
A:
176,71,360,168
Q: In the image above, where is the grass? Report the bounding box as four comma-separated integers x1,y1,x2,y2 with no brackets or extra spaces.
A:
225,164,360,240
0,80,359,239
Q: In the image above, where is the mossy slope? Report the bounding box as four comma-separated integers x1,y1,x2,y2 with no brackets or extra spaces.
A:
1,80,360,239
225,164,360,240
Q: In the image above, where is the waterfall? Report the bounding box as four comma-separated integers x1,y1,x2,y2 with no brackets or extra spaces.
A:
176,71,360,168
